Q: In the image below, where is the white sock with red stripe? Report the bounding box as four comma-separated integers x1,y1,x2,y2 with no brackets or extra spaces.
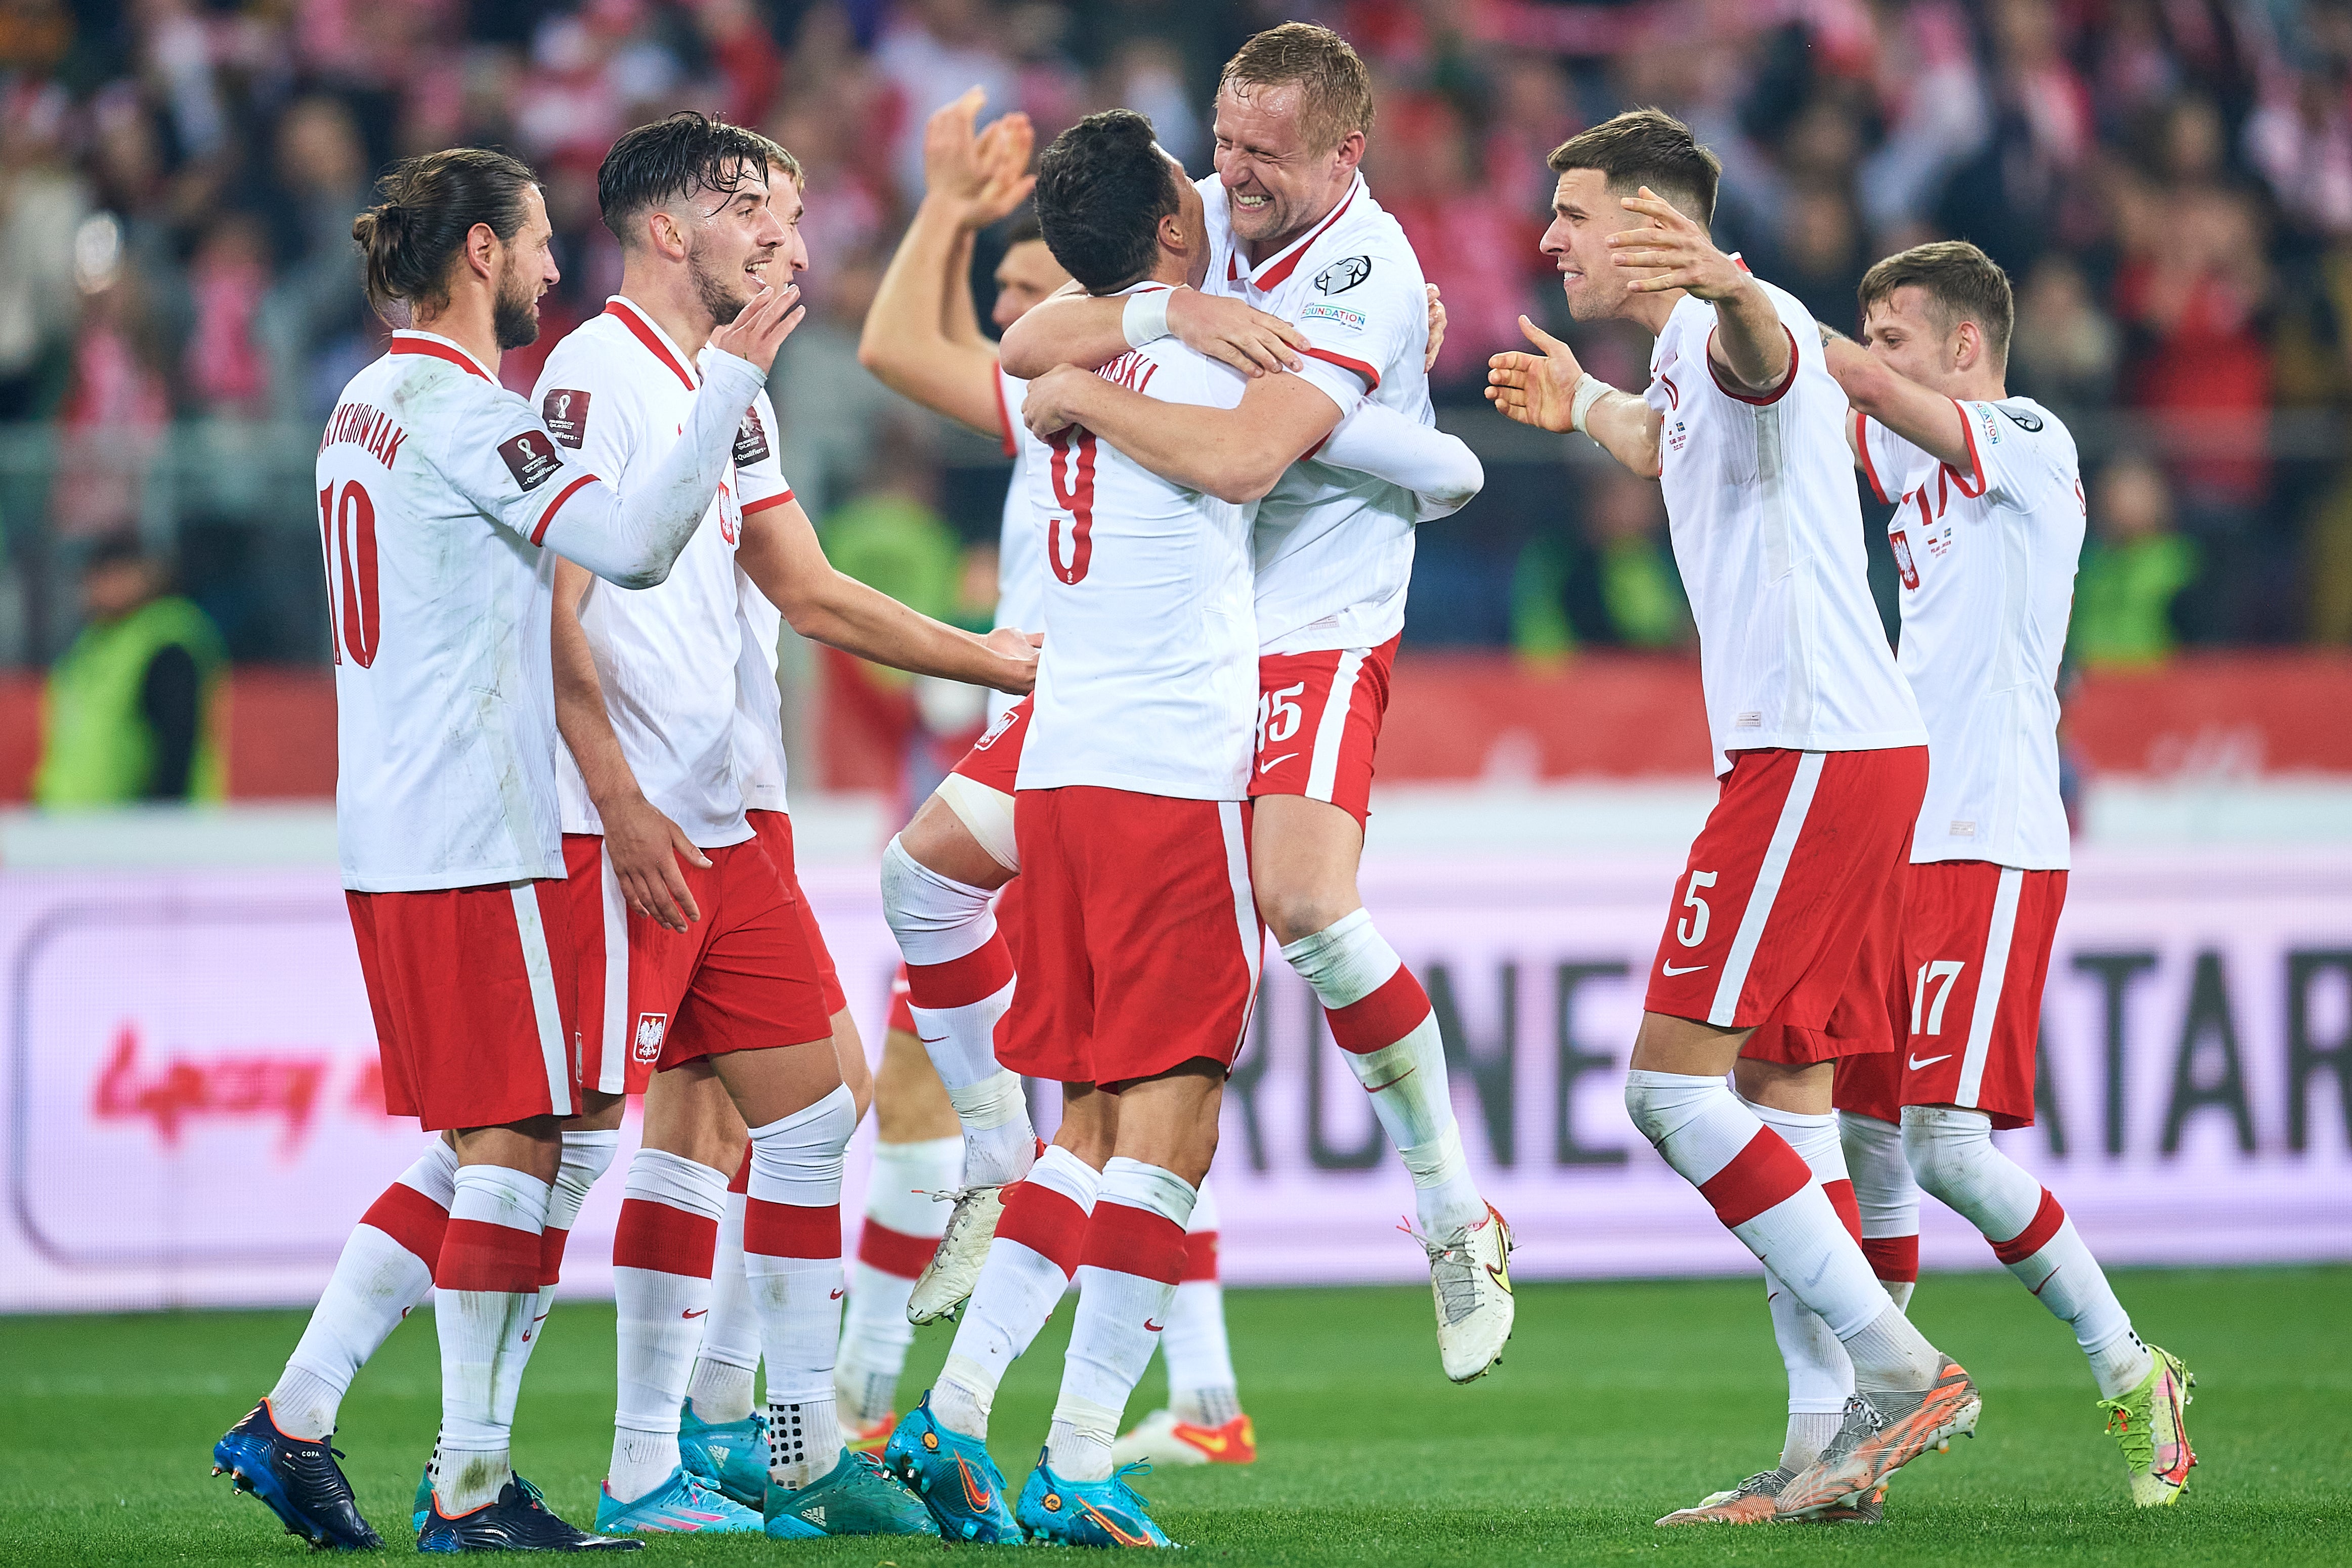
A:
1163,1177,1240,1428
1050,1158,1196,1483
881,838,1035,1187
1279,909,1485,1234
1842,1109,1920,1310
686,1149,759,1425
1626,1070,1942,1393
273,1138,458,1440
1903,1106,2149,1398
932,1144,1100,1441
1743,1100,1857,1473
838,1135,962,1427
433,1163,550,1514
743,1086,856,1489
608,1150,728,1504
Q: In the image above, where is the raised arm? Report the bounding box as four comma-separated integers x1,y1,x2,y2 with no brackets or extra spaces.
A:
1486,314,1662,477
736,496,1038,693
1607,187,1791,396
1022,365,1342,505
857,91,1034,437
549,560,708,930
1821,332,1972,471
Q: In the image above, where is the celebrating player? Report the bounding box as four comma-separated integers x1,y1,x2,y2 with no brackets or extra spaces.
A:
997,20,1509,1386
213,143,799,1552
1487,109,1980,1521
536,113,1033,1540
1819,242,2195,1506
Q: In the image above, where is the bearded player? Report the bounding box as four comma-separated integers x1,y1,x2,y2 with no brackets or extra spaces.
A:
1487,109,1983,1522
995,19,1511,1387
213,144,799,1552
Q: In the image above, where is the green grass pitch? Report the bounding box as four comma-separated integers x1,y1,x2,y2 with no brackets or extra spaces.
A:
3,1266,2345,1565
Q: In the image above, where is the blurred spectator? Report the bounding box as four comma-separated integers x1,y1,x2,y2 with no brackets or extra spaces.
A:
2072,454,2199,667
183,214,274,416
0,83,89,420
262,96,375,419
49,215,170,539
1512,469,1688,659
1776,181,1868,334
874,0,1019,198
34,536,226,806
2008,253,2120,422
1377,94,1544,389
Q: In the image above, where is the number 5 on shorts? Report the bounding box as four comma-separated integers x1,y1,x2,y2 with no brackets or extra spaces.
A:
1677,871,1718,948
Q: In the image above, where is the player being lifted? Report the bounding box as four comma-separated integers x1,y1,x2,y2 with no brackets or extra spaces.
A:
994,20,1510,1384
536,114,1033,1540
1815,242,2194,1507
1487,109,1980,1521
213,144,799,1552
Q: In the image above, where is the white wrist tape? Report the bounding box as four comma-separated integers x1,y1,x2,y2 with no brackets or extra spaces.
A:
1569,373,1609,435
1122,286,1174,349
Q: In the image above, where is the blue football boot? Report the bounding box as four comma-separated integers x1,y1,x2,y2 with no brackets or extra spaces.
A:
593,1467,762,1534
763,1450,939,1539
211,1399,382,1551
1016,1448,1176,1548
881,1393,1021,1543
676,1401,770,1509
412,1465,550,1531
416,1478,641,1552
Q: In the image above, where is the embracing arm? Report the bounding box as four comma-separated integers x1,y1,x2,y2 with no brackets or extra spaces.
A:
736,497,1038,693
1821,333,1972,471
999,284,1309,380
1022,366,1342,505
857,198,1005,437
1316,404,1484,520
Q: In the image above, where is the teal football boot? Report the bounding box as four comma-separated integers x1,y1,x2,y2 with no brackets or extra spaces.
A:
881,1393,1021,1543
676,1401,770,1510
1016,1447,1176,1548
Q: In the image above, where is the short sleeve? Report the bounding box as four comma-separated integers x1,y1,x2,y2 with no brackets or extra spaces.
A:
439,381,602,546
1954,399,2056,508
734,388,796,519
1288,253,1422,419
1857,411,1934,505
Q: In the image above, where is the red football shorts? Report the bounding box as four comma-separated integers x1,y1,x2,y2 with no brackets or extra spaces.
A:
567,825,836,1096
1835,862,2068,1130
748,809,846,1017
1249,634,1399,826
347,878,580,1131
950,694,1030,794
997,787,1262,1089
1644,746,1927,1047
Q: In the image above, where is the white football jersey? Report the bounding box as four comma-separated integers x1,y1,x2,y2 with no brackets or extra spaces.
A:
1015,311,1258,799
986,362,1052,726
321,331,616,892
1645,275,1927,774
719,342,798,816
534,298,789,848
1859,397,2083,869
1202,173,1433,655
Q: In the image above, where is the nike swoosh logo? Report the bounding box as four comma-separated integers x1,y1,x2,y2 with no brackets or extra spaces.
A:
956,1457,994,1512
520,1310,549,1342
917,1032,948,1045
1661,961,1708,976
1908,1053,1953,1070
1143,1319,1164,1332
681,1308,708,1319
1079,1501,1154,1547
1258,753,1297,775
1188,1431,1228,1453
830,1288,845,1300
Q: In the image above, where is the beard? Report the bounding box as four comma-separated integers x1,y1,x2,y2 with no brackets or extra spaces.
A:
492,262,541,350
690,239,752,327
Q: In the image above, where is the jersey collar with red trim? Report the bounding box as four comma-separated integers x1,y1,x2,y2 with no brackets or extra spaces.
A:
604,295,699,390
388,330,495,382
1224,175,1364,294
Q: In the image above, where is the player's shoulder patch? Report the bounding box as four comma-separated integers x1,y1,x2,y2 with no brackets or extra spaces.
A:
497,428,564,491
734,404,772,466
1313,255,1372,295
542,387,591,448
1299,300,1366,331
1995,401,2044,433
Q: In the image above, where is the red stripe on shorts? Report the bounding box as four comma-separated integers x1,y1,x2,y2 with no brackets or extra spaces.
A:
614,1198,720,1277
744,1199,841,1259
1697,1128,1813,1230
537,1226,570,1288
1861,1233,1920,1283
1325,967,1431,1054
907,940,1016,1011
435,1218,542,1293
1992,1189,2067,1266
1822,1178,1862,1243
1180,1230,1219,1283
1079,1200,1187,1285
360,1179,450,1266
995,1180,1090,1277
857,1219,940,1279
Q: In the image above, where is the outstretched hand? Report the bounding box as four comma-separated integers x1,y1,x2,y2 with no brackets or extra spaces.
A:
708,280,805,374
922,87,1036,229
1605,186,1747,301
1486,315,1587,433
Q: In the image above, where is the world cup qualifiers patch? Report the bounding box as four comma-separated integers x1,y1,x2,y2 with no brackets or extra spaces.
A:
542,388,590,448
1314,255,1372,294
1300,301,1367,330
734,405,772,466
498,428,564,490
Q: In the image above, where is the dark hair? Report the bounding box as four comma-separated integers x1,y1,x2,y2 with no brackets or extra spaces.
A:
1547,108,1722,227
600,111,791,245
1220,22,1375,154
1002,205,1044,248
1858,240,2016,367
351,147,539,318
1033,110,1180,293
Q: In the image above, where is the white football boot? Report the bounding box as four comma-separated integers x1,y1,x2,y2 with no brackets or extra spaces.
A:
1414,1203,1515,1382
904,1186,1006,1325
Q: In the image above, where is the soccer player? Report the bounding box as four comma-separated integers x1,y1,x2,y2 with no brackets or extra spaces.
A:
879,108,1262,1549
534,114,1033,1539
1485,109,1979,1521
997,21,1512,1385
1820,242,2195,1506
213,144,800,1552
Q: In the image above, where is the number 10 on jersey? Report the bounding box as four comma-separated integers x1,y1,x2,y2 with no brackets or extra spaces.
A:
319,478,380,668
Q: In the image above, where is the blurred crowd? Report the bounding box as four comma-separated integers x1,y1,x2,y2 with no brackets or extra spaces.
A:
7,0,2352,665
